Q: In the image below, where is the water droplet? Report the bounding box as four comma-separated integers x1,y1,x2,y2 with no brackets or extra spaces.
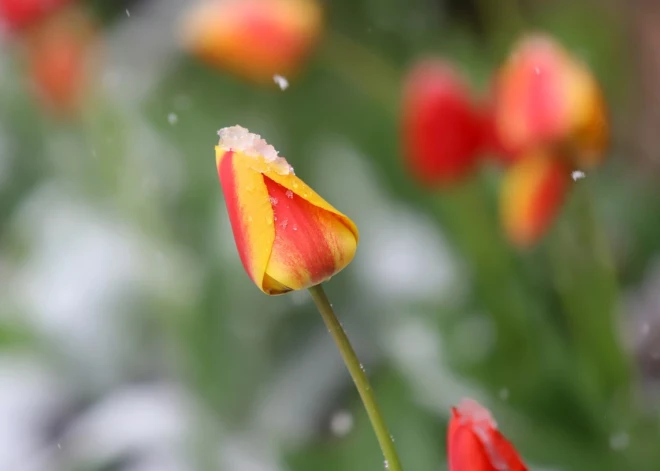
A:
125,9,130,16
641,323,650,336
280,219,288,229
534,66,540,75
292,224,298,231
286,189,294,199
248,216,253,222
384,459,389,470
269,196,278,205
168,112,178,125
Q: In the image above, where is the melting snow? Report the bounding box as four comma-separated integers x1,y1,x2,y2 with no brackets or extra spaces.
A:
217,125,293,175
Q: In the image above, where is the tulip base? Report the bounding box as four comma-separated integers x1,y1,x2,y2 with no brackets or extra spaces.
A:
308,284,403,471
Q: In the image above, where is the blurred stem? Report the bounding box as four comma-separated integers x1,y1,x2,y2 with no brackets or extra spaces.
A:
308,284,404,471
548,183,630,402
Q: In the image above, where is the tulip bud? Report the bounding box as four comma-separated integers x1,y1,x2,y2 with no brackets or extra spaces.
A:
0,0,72,32
215,126,358,295
181,0,323,86
23,8,99,117
401,59,483,187
500,150,571,247
448,399,528,471
492,34,608,169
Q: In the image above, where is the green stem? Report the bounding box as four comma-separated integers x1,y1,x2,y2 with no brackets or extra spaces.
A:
308,284,403,471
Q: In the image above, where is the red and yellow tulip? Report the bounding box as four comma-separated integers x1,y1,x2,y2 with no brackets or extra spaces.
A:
181,0,323,86
500,150,571,248
448,399,528,471
492,34,608,169
401,59,483,186
215,126,358,295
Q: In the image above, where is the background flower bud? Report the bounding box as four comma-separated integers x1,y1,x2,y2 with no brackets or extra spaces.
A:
492,34,609,168
401,59,483,187
0,0,72,32
23,7,99,118
181,0,323,85
500,150,571,247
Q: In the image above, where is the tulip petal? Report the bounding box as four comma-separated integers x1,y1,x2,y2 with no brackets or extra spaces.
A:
217,149,276,290
448,399,528,471
263,176,357,292
500,151,570,247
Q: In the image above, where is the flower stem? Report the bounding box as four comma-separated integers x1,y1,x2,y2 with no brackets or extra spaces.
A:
308,284,403,471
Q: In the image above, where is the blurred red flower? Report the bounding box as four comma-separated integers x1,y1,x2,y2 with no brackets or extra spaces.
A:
491,34,608,169
499,149,571,247
23,7,99,118
401,59,483,187
0,0,72,32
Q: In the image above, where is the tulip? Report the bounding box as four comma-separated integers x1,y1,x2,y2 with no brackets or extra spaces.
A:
401,59,483,186
448,399,528,471
23,7,98,117
500,150,571,247
492,34,608,169
181,0,323,85
479,97,519,166
0,0,72,32
215,126,358,295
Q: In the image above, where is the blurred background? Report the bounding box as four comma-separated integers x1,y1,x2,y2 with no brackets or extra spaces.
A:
1,0,660,470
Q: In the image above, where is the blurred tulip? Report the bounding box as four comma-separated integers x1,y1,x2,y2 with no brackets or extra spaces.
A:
492,34,608,169
23,7,98,117
181,0,323,85
0,0,72,32
215,126,359,295
500,150,571,247
401,59,483,187
479,97,519,166
448,399,528,471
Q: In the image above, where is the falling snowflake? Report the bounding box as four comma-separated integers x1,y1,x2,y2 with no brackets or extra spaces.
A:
273,74,289,91
571,170,585,181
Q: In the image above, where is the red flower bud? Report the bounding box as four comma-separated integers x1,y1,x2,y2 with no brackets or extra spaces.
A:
448,399,528,471
401,59,483,187
500,150,571,247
